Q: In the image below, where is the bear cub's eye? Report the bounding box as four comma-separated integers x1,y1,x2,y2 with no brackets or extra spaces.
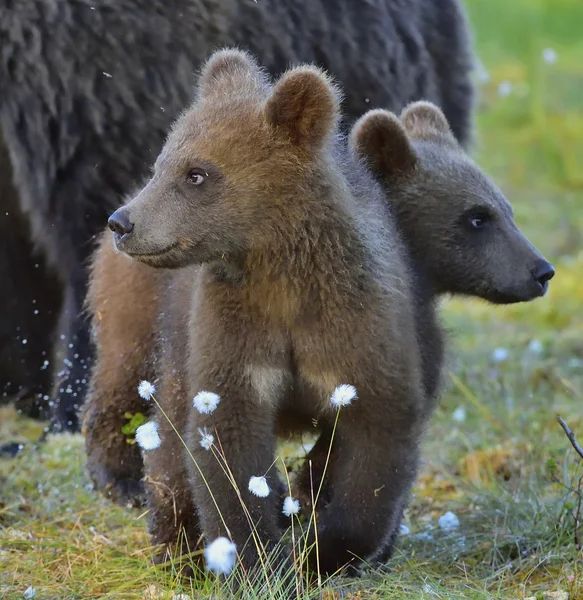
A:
187,168,207,185
468,212,490,230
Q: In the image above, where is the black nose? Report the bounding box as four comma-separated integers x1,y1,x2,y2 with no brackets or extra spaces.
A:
532,259,555,286
108,209,134,236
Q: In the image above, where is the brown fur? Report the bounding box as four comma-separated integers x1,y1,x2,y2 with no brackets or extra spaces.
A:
87,48,425,575
293,102,555,561
399,100,456,143
82,235,159,505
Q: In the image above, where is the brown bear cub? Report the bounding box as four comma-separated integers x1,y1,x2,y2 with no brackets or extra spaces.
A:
88,48,425,574
351,102,554,403
292,101,556,556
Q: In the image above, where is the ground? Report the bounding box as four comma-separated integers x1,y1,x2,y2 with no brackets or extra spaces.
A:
1,0,582,597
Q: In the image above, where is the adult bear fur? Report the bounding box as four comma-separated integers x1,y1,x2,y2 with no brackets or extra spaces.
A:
0,133,63,418
0,0,475,431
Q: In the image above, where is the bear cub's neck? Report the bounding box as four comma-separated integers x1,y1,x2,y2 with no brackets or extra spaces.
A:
213,177,376,323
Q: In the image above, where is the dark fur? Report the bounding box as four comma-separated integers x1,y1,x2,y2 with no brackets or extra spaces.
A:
0,133,63,419
293,102,555,564
86,49,426,575
0,0,475,431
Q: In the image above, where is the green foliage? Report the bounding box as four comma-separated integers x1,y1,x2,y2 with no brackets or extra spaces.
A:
121,411,149,442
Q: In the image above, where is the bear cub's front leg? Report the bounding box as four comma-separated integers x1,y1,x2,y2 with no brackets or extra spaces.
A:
178,281,291,573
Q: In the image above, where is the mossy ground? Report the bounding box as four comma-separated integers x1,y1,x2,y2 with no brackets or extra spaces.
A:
1,0,582,597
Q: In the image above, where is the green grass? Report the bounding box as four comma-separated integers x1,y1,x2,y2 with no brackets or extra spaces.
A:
2,0,583,597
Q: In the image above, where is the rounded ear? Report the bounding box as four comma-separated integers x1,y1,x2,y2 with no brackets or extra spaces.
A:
350,109,417,181
197,47,267,99
264,66,341,151
400,101,457,145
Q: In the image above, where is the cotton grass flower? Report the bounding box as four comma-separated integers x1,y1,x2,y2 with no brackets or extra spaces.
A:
528,339,543,354
138,380,155,400
248,475,270,497
198,427,214,451
330,384,357,408
542,48,557,64
474,57,490,84
135,421,161,450
193,390,220,414
438,511,460,530
23,587,36,599
451,405,466,423
492,347,509,362
497,81,512,97
282,496,300,517
204,537,237,575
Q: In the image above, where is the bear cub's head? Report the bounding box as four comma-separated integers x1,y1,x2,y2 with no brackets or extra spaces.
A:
108,48,341,270
350,102,555,304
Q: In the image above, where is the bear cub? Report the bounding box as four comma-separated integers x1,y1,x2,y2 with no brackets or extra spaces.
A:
92,48,425,574
292,101,556,553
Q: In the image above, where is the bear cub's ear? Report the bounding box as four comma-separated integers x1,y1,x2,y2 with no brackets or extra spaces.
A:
264,66,341,151
400,101,456,144
350,109,417,181
198,47,266,99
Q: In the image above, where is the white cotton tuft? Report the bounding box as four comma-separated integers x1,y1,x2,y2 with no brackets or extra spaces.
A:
135,421,161,450
198,427,215,451
193,390,221,414
330,384,357,408
204,536,237,575
497,81,512,97
138,380,156,400
492,347,509,362
438,511,460,530
475,60,490,84
542,48,557,64
248,475,270,497
451,406,466,423
528,339,543,354
282,496,300,517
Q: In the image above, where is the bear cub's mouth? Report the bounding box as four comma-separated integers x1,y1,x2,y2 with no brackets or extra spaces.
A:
123,240,181,260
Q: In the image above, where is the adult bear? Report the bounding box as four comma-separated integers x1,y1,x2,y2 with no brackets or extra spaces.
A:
0,0,475,431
